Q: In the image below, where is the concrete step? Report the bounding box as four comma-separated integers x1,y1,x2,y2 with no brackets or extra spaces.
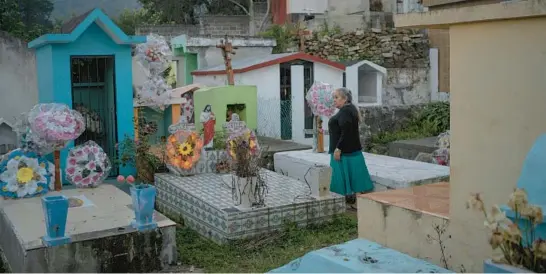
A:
269,238,453,273
274,149,449,191
357,182,450,269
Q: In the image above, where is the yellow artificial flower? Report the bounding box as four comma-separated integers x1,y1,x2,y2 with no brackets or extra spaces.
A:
178,142,193,156
16,167,34,184
249,140,256,149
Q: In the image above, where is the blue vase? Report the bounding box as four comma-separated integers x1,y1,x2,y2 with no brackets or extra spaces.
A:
130,185,157,231
484,259,533,273
41,195,70,247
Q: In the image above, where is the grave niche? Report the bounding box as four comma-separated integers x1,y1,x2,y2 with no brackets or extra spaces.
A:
345,60,387,106
227,104,246,122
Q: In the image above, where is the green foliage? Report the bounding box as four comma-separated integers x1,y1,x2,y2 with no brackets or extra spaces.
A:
366,102,450,154
259,23,298,53
114,8,160,35
314,20,342,39
176,214,357,273
137,0,250,24
410,102,450,136
1,0,55,41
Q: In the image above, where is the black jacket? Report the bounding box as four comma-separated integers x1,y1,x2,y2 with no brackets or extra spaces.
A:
328,104,362,154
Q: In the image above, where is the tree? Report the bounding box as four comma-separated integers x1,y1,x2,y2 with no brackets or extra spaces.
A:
136,0,270,35
115,8,161,35
0,0,54,40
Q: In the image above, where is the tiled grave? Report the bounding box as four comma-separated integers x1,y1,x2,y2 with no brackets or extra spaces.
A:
155,169,345,244
274,149,450,191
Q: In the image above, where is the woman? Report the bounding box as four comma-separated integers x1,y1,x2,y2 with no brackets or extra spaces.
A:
200,105,216,149
328,87,374,209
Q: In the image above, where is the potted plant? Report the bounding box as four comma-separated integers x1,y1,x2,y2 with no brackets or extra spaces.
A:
468,189,546,273
116,115,166,184
226,129,266,208
117,175,157,231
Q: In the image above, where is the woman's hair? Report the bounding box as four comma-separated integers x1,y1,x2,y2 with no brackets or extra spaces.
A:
336,87,353,104
335,87,360,122
203,104,211,112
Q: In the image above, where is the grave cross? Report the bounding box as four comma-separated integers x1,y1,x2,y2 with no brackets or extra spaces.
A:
217,35,238,85
296,28,312,52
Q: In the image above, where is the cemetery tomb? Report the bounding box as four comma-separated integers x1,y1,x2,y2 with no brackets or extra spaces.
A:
0,184,176,272
155,169,345,244
274,149,450,191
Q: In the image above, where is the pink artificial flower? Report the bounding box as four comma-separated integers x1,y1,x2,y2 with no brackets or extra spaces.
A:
73,175,82,182
81,177,90,185
69,158,77,166
92,147,98,154
66,167,75,175
87,162,96,170
126,175,135,184
116,175,125,182
76,150,83,156
92,175,100,182
84,147,90,154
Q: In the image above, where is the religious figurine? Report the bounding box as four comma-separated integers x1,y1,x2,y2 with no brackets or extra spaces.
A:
200,104,216,149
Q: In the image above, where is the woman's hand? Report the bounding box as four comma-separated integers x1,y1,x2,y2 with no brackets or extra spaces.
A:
334,149,341,161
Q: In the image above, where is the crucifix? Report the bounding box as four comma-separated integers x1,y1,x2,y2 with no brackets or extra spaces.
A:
295,28,311,52
217,35,238,85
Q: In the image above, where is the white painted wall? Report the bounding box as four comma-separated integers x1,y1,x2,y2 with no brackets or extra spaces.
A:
192,65,282,138
291,65,305,144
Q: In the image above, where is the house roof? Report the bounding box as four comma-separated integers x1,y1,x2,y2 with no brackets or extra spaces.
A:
28,8,146,49
192,52,346,76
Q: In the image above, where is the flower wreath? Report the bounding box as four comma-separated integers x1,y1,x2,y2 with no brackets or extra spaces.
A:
226,129,259,160
0,149,51,198
166,131,204,170
65,141,112,188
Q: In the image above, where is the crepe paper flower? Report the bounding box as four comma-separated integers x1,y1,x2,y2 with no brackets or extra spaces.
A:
0,149,51,199
117,175,125,182
226,128,260,161
305,82,336,118
65,141,111,188
166,130,204,170
28,103,85,143
126,175,135,184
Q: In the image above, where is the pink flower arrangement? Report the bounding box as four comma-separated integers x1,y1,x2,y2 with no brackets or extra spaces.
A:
28,103,85,143
305,82,336,118
65,141,112,188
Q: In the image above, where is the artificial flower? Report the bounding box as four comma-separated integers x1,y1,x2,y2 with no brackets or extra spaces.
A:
0,149,51,198
178,142,193,156
507,188,528,211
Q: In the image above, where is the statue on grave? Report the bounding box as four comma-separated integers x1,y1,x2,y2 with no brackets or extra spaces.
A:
200,104,216,149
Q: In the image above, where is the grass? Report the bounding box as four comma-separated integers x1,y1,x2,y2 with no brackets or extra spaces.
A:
176,214,358,273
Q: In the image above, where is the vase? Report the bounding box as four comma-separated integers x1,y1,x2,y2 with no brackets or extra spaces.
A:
41,195,70,246
483,259,533,273
130,185,157,231
232,175,257,209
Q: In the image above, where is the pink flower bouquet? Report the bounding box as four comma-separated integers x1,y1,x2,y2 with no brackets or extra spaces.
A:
305,82,336,118
28,103,85,143
65,141,112,188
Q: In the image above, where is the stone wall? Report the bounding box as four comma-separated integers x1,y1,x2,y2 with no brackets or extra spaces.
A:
136,2,270,38
383,68,431,105
304,28,429,68
358,104,427,145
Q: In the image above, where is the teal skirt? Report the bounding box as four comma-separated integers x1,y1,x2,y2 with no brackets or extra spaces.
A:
330,151,374,195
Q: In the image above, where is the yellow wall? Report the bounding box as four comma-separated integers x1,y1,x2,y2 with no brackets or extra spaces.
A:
359,16,546,272
450,17,546,271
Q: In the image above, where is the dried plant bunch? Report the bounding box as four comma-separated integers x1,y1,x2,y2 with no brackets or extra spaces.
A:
467,188,546,272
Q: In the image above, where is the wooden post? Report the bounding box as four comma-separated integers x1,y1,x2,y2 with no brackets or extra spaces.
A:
133,107,139,141
316,116,324,153
54,150,61,191
217,35,238,85
296,29,311,52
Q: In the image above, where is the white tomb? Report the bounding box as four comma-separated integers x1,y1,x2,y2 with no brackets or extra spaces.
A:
274,149,450,191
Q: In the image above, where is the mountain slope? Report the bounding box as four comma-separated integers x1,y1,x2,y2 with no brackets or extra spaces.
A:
51,0,142,20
